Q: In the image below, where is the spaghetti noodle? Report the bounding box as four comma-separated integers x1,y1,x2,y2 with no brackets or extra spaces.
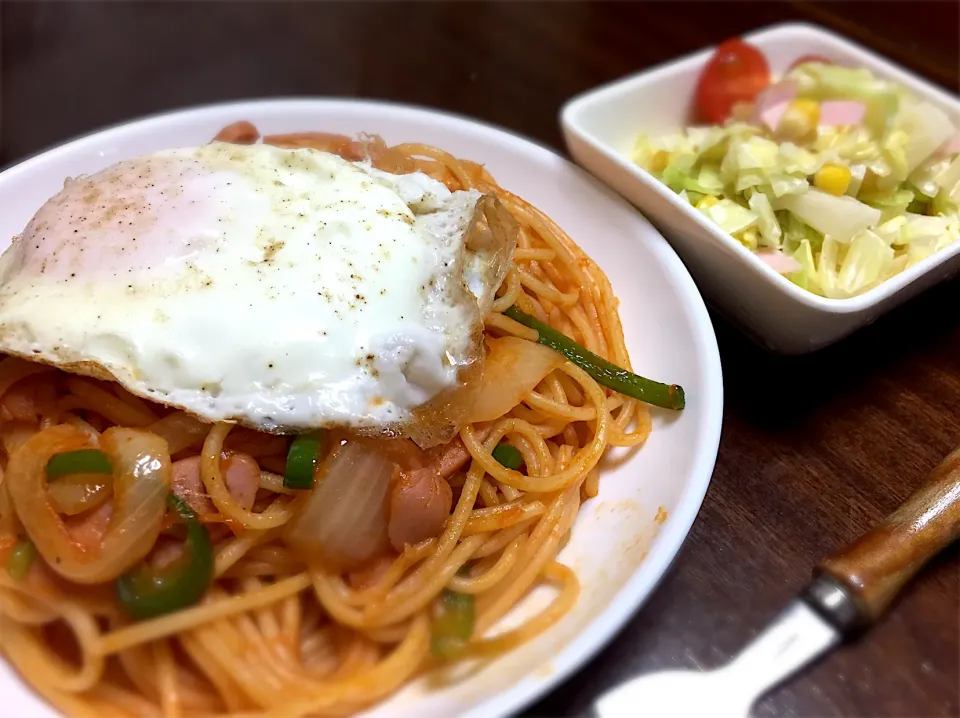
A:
0,123,659,717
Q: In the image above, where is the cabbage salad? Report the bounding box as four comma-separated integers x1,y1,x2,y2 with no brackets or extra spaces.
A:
634,60,960,299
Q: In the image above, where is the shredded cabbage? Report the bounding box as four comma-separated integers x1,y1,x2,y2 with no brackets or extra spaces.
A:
898,102,955,175
747,191,781,247
788,238,818,293
631,60,959,299
774,189,882,242
698,198,757,235
935,155,960,203
835,230,894,297
861,187,916,221
909,156,953,198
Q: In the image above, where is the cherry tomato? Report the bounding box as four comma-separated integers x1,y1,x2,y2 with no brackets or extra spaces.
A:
788,54,833,71
695,39,771,124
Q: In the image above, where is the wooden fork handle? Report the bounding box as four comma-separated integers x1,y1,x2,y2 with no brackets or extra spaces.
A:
802,446,960,635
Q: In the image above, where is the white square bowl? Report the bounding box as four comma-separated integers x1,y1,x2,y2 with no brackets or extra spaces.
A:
561,22,960,354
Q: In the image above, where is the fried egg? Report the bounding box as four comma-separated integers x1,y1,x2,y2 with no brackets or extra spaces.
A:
0,142,516,441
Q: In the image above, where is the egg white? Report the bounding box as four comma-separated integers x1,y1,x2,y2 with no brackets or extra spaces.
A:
0,142,498,434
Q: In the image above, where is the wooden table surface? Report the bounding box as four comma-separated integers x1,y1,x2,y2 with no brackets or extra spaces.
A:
2,2,958,716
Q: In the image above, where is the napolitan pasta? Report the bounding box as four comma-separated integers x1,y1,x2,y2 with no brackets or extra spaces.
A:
0,121,683,717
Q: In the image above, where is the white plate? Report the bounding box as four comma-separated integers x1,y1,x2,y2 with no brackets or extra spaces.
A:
0,99,723,718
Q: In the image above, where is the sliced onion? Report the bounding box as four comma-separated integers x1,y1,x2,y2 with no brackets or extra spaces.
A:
148,411,210,455
63,378,157,427
1,420,39,457
283,441,393,570
466,194,520,318
0,475,16,537
6,425,171,583
47,474,112,516
466,336,563,423
0,378,41,423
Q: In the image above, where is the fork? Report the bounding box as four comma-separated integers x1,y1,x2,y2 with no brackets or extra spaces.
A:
594,444,960,718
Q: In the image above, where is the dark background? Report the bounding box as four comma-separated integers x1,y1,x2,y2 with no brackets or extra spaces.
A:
2,2,959,716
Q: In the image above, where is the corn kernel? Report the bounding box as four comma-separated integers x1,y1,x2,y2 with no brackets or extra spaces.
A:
734,227,759,251
776,98,820,141
789,98,820,126
649,150,669,173
696,195,719,209
813,163,852,196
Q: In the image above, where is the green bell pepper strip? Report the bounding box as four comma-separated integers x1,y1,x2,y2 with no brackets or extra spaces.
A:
284,433,324,490
492,443,523,470
503,306,685,410
431,588,475,660
116,493,214,621
46,449,113,480
6,539,36,581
